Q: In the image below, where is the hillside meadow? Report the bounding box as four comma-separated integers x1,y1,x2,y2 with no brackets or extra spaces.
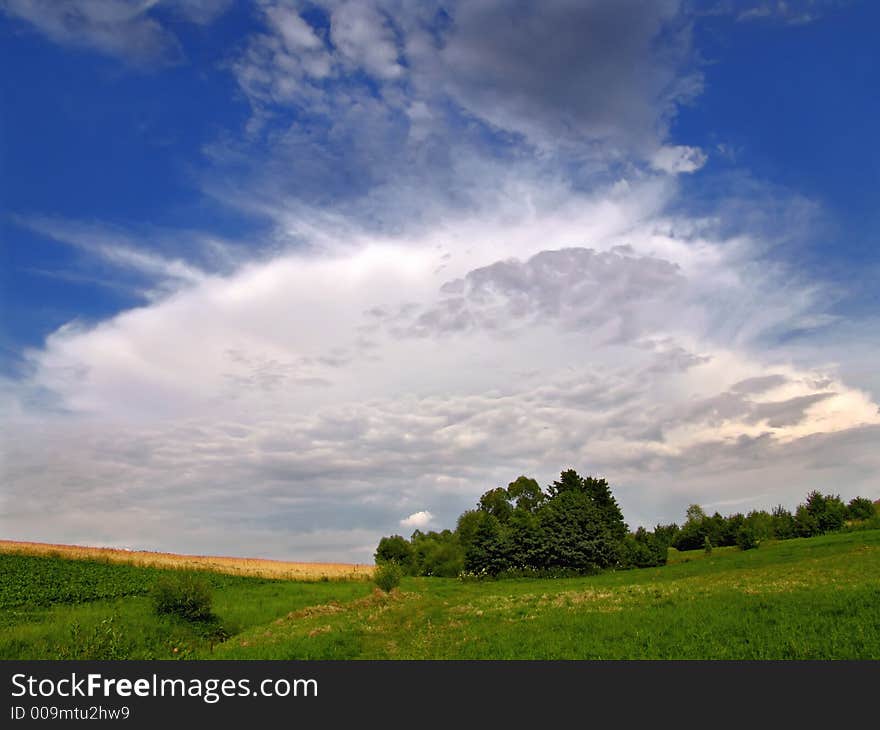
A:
2,529,878,660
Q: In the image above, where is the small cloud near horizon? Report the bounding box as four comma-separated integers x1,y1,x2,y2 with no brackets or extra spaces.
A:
400,511,434,530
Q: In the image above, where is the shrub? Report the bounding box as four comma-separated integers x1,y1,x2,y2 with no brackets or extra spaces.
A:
152,574,213,622
703,536,713,554
620,528,667,568
373,561,403,592
736,526,759,551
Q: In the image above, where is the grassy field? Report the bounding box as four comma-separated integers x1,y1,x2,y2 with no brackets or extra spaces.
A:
2,529,878,660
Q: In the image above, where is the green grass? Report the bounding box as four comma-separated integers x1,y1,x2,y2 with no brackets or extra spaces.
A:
3,530,879,659
0,552,373,659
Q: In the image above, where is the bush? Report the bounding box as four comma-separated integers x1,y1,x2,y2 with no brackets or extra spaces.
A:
373,561,403,592
736,526,759,551
152,574,214,622
703,536,712,554
620,528,667,568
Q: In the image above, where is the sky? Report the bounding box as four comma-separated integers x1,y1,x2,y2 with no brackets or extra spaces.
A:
1,0,878,562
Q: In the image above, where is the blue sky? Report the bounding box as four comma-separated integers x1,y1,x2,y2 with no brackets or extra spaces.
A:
1,1,878,560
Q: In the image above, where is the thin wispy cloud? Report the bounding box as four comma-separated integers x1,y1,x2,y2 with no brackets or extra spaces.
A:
0,0,231,66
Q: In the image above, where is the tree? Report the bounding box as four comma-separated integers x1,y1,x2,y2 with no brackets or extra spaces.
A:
771,505,796,540
847,496,877,521
464,513,511,575
686,504,707,524
744,510,774,541
582,476,628,539
719,513,745,547
653,523,680,548
374,535,414,573
801,490,847,534
547,469,585,498
410,530,464,577
546,469,627,539
673,505,709,551
478,487,514,523
794,504,819,537
507,476,545,513
456,509,484,554
507,507,545,569
538,491,620,572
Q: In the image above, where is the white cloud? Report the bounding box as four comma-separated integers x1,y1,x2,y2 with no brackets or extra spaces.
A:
651,145,708,174
267,5,323,52
400,511,434,529
330,1,404,80
3,177,879,560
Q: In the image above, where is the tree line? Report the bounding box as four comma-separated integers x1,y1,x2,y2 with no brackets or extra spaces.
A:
375,469,879,578
661,491,878,552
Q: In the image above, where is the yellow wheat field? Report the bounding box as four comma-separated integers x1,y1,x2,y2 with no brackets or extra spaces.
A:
0,539,374,581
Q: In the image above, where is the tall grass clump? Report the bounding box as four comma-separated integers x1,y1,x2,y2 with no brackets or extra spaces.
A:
152,573,214,622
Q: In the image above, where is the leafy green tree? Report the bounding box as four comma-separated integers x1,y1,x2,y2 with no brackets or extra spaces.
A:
410,530,464,577
744,510,774,541
548,469,585,498
686,504,707,523
455,509,484,554
582,476,628,539
801,490,847,534
794,503,820,537
374,535,414,573
673,505,709,551
478,487,514,523
653,523,680,548
720,513,745,546
546,469,627,539
507,507,545,569
847,496,877,521
464,513,511,575
507,476,545,513
771,505,796,539
538,491,620,572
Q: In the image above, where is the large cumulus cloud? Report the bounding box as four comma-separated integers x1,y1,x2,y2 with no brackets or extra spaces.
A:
3,178,878,560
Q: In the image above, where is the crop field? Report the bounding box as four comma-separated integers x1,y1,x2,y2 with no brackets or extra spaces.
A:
0,540,373,581
2,529,878,660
